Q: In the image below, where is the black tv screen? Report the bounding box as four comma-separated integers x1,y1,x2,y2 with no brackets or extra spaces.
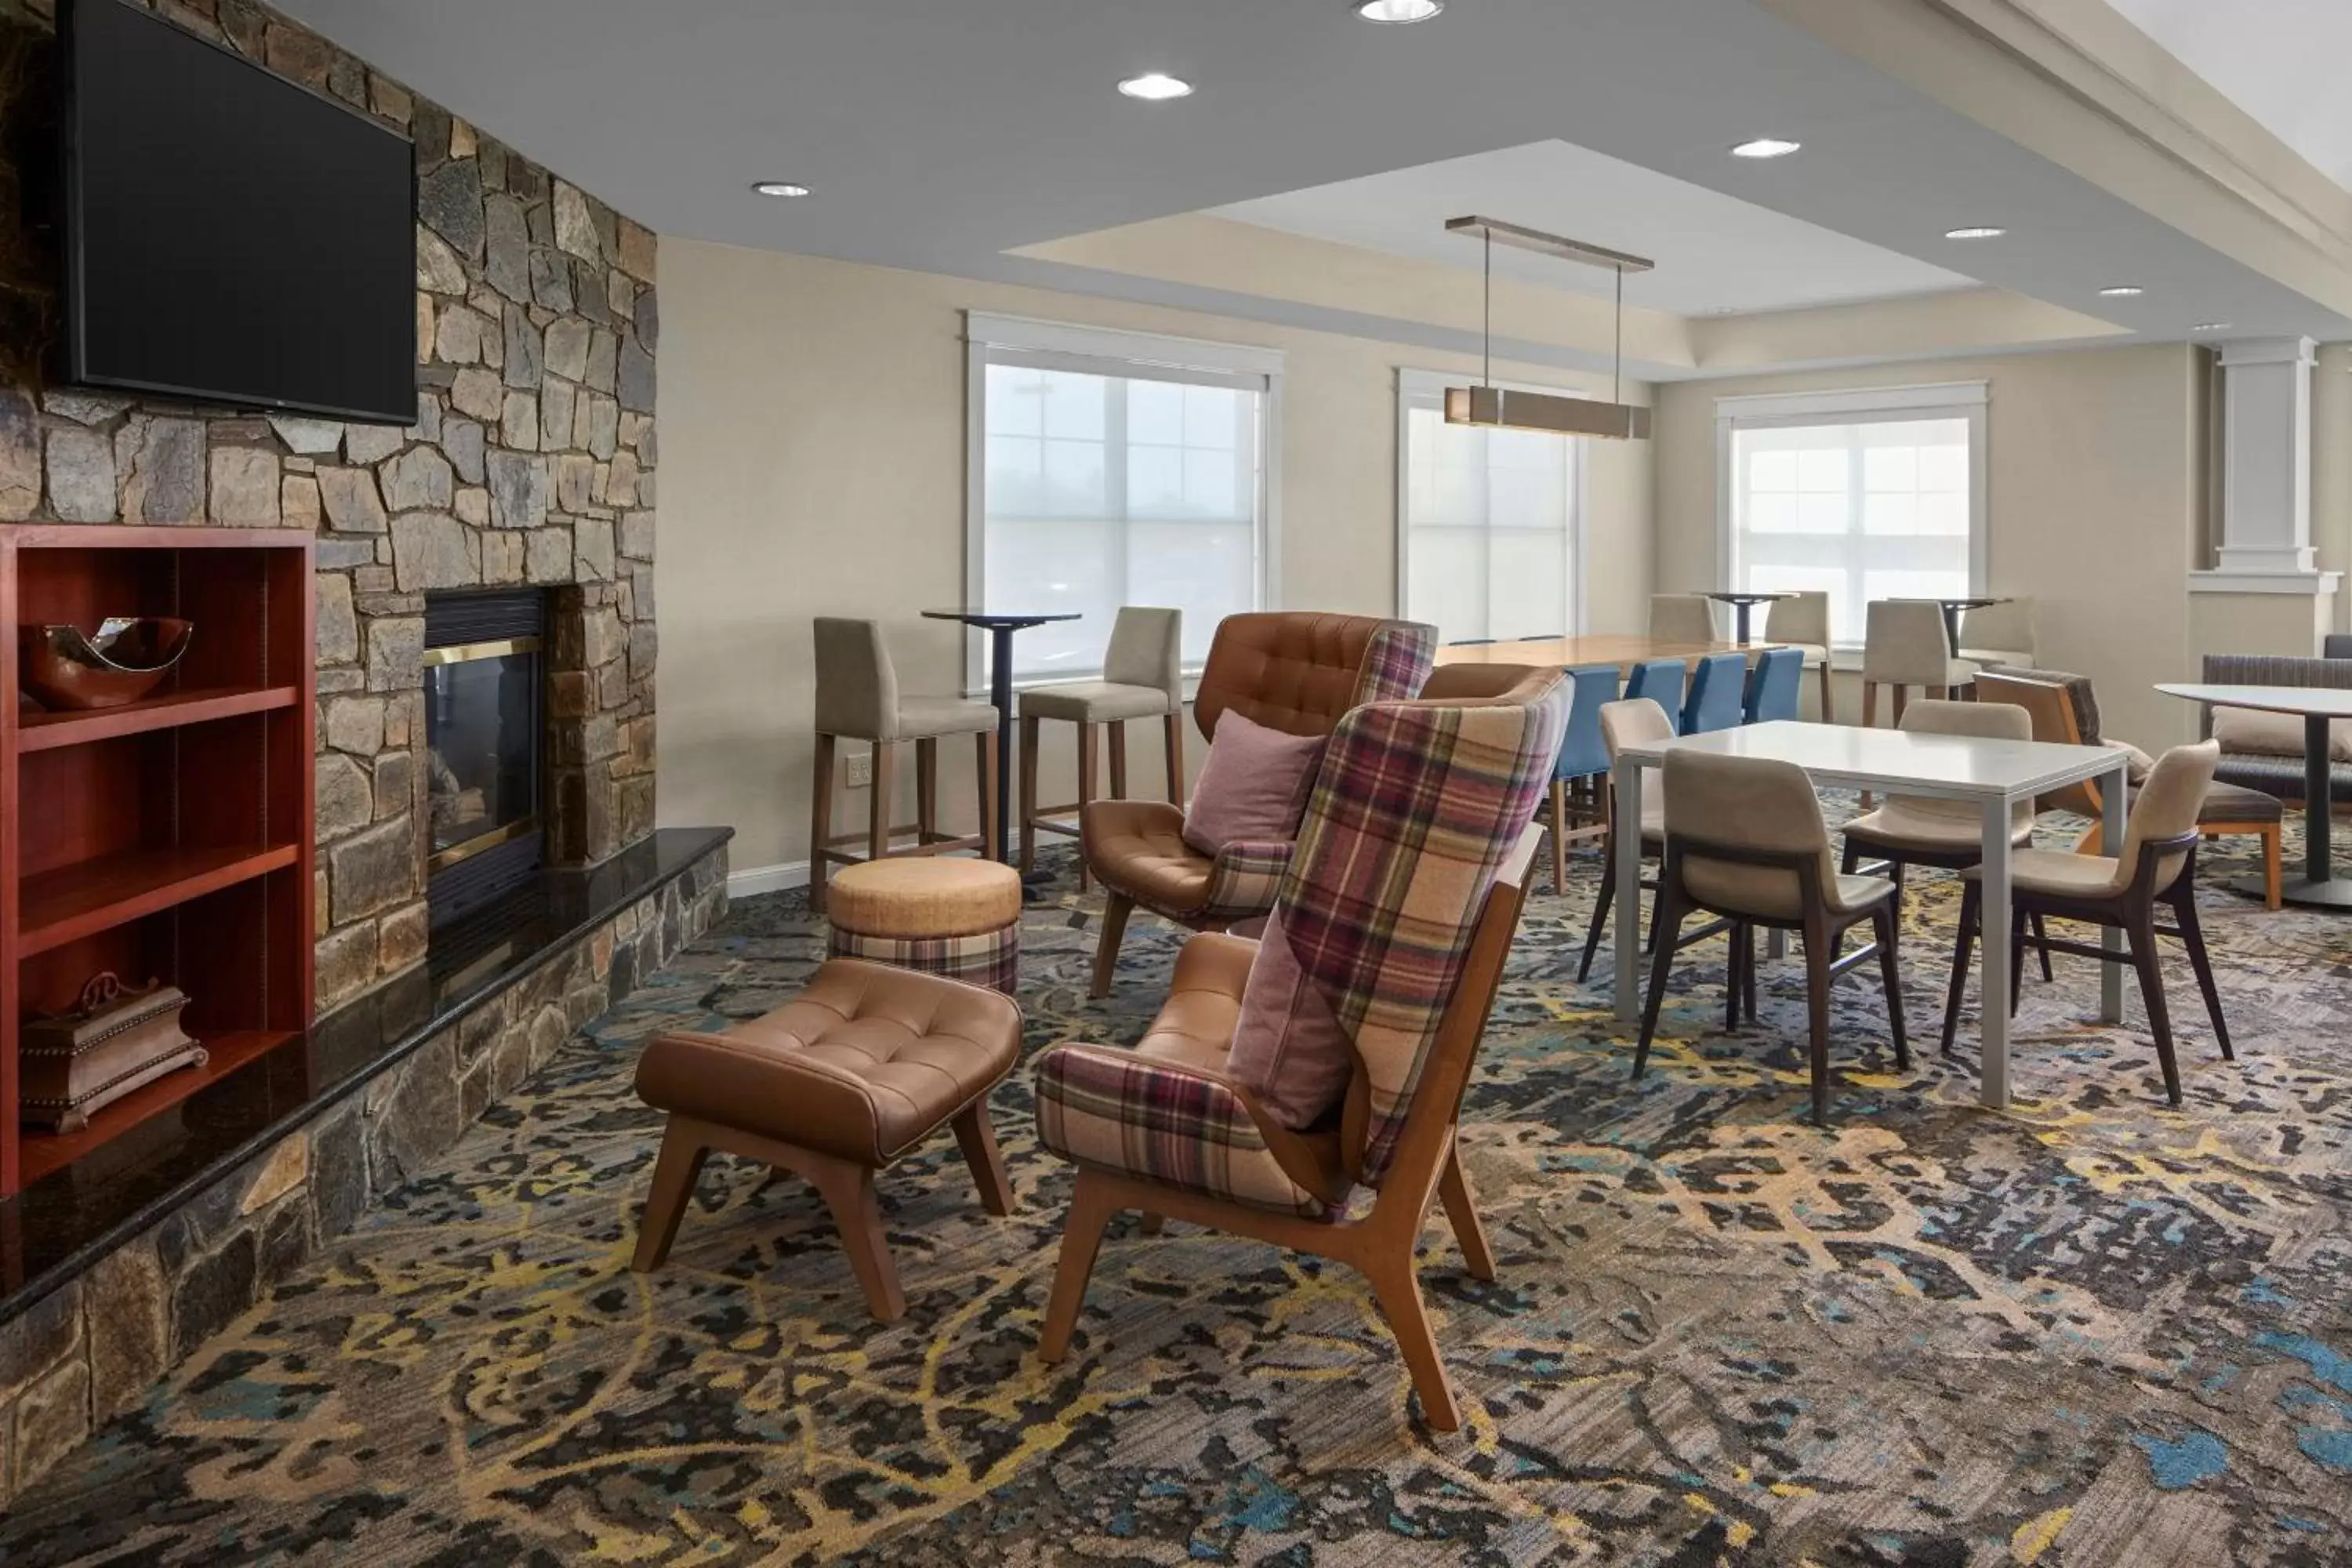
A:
63,0,417,423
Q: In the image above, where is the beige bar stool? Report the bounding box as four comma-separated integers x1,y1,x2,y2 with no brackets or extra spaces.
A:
1018,606,1184,889
1762,590,1835,721
808,617,1000,916
1861,599,1976,728
1958,597,2035,668
1648,593,1719,644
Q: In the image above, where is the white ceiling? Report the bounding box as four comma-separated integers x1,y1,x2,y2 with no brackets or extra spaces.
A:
2107,0,2352,192
273,0,2352,372
1214,140,1978,317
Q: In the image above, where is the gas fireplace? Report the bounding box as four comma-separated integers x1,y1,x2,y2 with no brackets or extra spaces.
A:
423,590,546,923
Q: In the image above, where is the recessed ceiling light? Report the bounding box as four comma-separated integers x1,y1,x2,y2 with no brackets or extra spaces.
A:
2191,321,2230,332
2098,285,2145,298
1730,137,1802,160
750,180,811,198
1354,0,1444,20
1944,226,2006,240
1117,72,1193,100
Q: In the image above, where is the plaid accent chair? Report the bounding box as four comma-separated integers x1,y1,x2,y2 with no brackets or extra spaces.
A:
1079,615,1437,997
1035,666,1567,1432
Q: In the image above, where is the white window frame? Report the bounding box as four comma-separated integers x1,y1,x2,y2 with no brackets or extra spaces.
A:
1393,367,1590,638
963,312,1283,692
1714,380,1989,656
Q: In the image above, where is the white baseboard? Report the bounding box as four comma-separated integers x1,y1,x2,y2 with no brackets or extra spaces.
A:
728,859,809,897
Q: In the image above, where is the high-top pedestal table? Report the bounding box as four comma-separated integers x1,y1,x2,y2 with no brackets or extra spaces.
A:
922,608,1081,865
1606,720,2129,1109
2157,682,2352,908
1705,590,1792,646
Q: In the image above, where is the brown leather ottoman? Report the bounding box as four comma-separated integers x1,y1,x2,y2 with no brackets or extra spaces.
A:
631,957,1022,1322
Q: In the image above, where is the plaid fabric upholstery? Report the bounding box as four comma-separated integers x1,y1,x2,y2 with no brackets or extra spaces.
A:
1197,839,1294,925
1284,681,1568,1184
1349,622,1437,710
828,922,1020,996
1033,1044,1330,1218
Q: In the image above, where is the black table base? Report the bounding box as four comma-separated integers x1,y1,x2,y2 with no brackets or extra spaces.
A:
921,608,1083,865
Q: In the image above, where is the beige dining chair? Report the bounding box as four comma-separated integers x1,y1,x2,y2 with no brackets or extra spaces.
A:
808,617,1000,914
1648,593,1719,644
1762,590,1834,721
1861,600,1976,727
1574,697,1736,985
1635,750,1908,1125
1958,598,2035,668
1018,606,1185,890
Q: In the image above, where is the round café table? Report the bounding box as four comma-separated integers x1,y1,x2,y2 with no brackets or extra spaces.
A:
924,608,1080,865
2157,682,2352,908
1704,590,1791,646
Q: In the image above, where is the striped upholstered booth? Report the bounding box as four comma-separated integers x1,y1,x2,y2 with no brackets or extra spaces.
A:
2198,654,2352,805
1032,666,1568,1432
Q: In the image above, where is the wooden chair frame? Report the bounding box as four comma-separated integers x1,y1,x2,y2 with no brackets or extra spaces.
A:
1036,828,1543,1434
1636,838,1909,1126
1938,832,2230,1105
1574,817,1730,983
634,1098,1015,1323
808,731,1000,914
1020,712,1186,890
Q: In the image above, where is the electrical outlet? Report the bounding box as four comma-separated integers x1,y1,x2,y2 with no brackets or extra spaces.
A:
845,751,873,789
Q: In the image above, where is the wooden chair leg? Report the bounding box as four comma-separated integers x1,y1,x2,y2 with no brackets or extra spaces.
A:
952,1102,1015,1216
1547,779,1570,897
1039,1171,1120,1363
868,742,898,866
1576,836,1617,983
1075,722,1098,892
2031,912,2054,983
809,732,837,915
1163,711,1187,808
1817,660,1835,724
1018,715,1041,874
1740,924,1759,1023
1803,917,1833,1126
1632,886,1686,1079
1107,720,1128,800
1862,680,1878,729
977,728,1000,862
1437,1145,1497,1282
1873,901,1909,1070
631,1121,711,1272
1723,921,1746,1034
2172,884,2233,1061
2125,918,2183,1105
1940,881,1979,1057
916,737,938,843
2009,915,2027,1019
1363,1253,1462,1432
1890,685,1909,728
809,1160,906,1323
2262,823,2282,910
1090,891,1134,1000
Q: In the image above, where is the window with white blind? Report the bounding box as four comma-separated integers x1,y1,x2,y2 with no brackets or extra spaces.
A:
965,314,1279,684
1715,383,1987,652
1396,369,1583,644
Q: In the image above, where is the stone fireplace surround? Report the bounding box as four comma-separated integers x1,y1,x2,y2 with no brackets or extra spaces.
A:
0,0,717,1506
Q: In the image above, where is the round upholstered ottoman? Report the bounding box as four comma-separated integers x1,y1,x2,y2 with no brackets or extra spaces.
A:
822,858,1022,995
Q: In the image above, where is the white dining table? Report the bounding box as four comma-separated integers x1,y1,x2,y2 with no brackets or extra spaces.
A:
1606,720,2131,1109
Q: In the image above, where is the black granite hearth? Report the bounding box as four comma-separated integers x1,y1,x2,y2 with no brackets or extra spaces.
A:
0,826,731,1328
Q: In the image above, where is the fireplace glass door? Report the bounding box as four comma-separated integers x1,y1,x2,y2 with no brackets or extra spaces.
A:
425,638,541,869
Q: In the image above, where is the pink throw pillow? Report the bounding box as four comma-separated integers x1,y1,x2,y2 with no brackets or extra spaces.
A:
1181,710,1325,857
1227,909,1355,1129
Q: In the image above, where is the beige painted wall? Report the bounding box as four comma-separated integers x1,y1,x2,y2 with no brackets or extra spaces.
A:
656,238,1653,880
1653,342,2208,747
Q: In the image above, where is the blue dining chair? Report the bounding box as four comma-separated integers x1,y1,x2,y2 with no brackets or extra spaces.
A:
1681,652,1748,734
1621,659,1686,734
1543,665,1622,894
1743,646,1806,724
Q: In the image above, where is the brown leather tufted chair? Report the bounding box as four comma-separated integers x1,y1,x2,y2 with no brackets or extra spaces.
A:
1079,612,1436,996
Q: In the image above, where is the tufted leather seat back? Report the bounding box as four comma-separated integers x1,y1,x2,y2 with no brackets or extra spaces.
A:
1193,612,1419,742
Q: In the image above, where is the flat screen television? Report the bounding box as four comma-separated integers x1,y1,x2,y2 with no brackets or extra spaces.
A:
61,0,417,424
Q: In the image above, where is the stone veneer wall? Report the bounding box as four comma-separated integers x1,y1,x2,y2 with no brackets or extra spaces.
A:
0,0,661,1012
0,851,728,1507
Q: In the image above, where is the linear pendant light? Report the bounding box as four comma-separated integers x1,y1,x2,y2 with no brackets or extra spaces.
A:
1443,214,1653,441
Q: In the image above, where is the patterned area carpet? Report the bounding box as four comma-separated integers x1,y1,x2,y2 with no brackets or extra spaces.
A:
5,823,2351,1566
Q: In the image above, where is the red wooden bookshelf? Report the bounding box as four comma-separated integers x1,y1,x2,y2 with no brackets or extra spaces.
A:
2,525,316,1196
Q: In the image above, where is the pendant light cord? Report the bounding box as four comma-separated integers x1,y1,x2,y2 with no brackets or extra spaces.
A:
1613,264,1623,406
1483,229,1492,388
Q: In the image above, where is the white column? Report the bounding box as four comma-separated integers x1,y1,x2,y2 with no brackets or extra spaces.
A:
2198,336,2330,586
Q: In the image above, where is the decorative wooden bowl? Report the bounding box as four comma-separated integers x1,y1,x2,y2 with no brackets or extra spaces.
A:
20,616,195,710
